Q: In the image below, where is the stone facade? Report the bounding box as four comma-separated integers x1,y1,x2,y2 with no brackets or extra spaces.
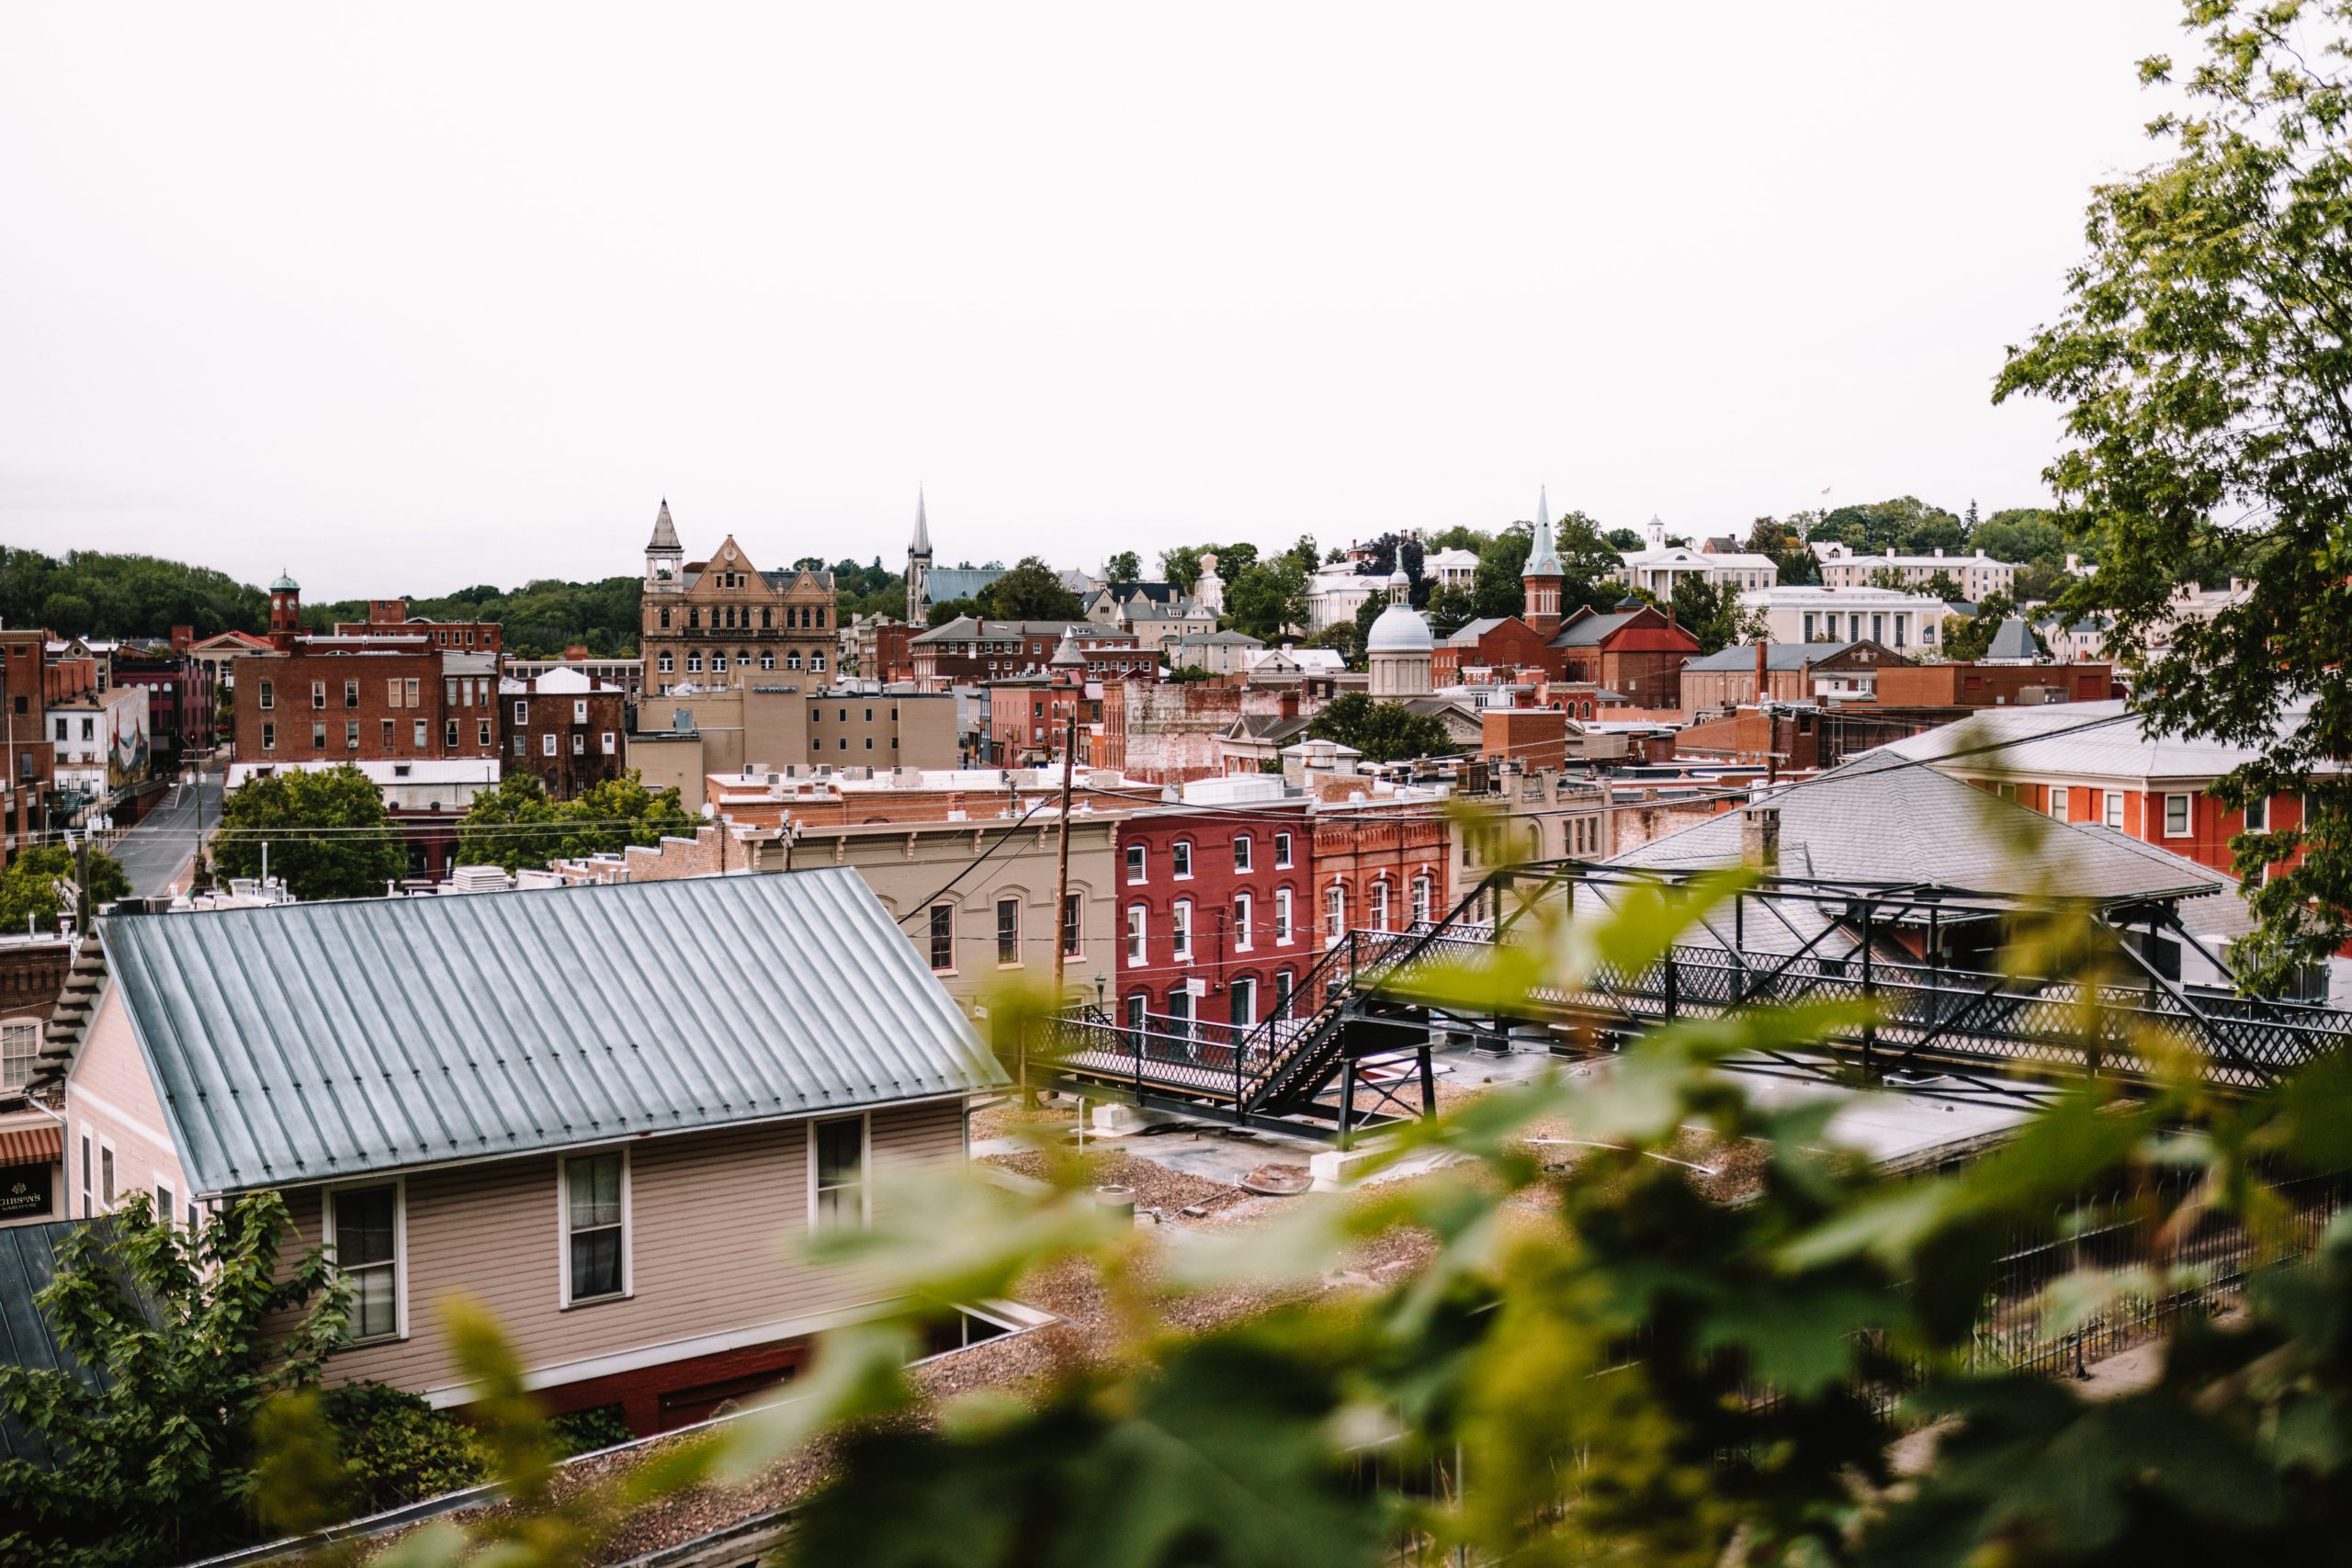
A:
641,506,838,698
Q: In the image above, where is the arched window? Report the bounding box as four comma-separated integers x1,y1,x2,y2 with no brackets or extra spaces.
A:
712,653,729,672
1326,884,1346,941
659,608,672,629
656,652,673,672
762,607,773,629
686,653,703,672
787,652,803,670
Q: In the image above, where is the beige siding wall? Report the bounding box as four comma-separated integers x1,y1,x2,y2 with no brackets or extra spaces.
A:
62,987,189,1221
271,1099,967,1401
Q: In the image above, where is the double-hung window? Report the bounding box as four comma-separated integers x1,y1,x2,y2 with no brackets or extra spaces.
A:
2164,794,2192,838
2105,791,2124,829
1233,892,1253,952
997,897,1020,964
1061,894,1081,958
1327,885,1346,941
1126,904,1147,964
928,905,954,971
2245,795,2269,832
1233,835,1252,873
1125,844,1146,883
562,1152,628,1304
1411,875,1432,926
1274,888,1293,944
1371,881,1391,931
1274,832,1292,868
328,1182,402,1341
811,1117,867,1234
1171,899,1193,961
2046,785,2068,823
1171,840,1193,879
1,1019,39,1093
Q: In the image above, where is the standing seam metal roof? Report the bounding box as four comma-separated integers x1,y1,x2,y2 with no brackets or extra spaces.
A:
101,869,1005,1196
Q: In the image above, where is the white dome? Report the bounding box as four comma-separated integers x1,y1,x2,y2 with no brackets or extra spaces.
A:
1367,601,1433,654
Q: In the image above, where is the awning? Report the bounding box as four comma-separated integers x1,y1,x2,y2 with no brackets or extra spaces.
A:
0,1122,63,1166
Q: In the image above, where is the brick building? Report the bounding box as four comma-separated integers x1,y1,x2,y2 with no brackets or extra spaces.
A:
334,600,504,653
640,502,837,697
1547,604,1698,708
232,645,502,766
1094,680,1245,783
1865,660,2116,709
1310,799,1451,947
909,618,1150,694
1113,794,1315,1036
1430,615,1555,685
0,630,56,861
111,643,215,763
503,667,627,800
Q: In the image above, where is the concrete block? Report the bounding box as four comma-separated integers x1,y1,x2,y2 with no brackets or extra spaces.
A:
1309,1145,1389,1191
1090,1103,1152,1137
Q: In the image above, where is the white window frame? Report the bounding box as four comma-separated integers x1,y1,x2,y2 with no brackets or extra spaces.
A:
1125,843,1147,883
514,699,528,725
996,896,1021,966
2245,795,2268,832
808,1113,871,1234
1274,831,1292,869
1171,898,1193,961
323,1177,408,1343
2164,793,2192,839
1233,835,1252,874
1326,883,1346,942
1171,840,1193,879
0,1017,38,1094
98,1137,116,1210
2046,784,2068,823
154,1177,175,1231
1274,887,1293,944
1233,891,1254,953
1411,874,1432,926
1371,880,1391,932
77,1134,92,1217
557,1148,632,1307
2104,790,2124,829
1125,904,1147,965
543,732,559,756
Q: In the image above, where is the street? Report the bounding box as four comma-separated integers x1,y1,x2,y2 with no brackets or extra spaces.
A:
113,762,224,899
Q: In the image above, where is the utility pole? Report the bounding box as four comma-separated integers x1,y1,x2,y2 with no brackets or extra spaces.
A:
1051,709,1079,1005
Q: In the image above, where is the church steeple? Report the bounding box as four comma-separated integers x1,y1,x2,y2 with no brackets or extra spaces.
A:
1522,486,1566,637
645,497,684,591
905,487,933,624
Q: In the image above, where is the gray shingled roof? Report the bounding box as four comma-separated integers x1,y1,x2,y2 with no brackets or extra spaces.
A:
1551,610,1640,648
917,567,1008,604
101,870,1004,1196
1681,641,1852,672
1985,616,2041,661
1611,750,2225,905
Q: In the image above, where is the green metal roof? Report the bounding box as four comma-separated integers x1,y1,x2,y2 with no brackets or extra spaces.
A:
101,869,1005,1196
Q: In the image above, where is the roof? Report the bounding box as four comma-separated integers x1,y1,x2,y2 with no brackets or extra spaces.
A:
1094,581,1186,606
1984,616,2041,661
1367,594,1434,654
1611,749,2227,907
917,566,1007,604
270,570,300,592
1227,713,1314,743
1442,616,1512,648
1525,488,1563,577
1551,609,1638,648
647,499,680,553
0,1219,119,1465
100,870,1006,1195
1875,698,2332,784
912,617,1105,644
1174,630,1264,648
1682,641,1852,672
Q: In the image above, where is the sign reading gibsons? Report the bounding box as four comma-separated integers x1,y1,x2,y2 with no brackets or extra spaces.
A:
0,1163,53,1220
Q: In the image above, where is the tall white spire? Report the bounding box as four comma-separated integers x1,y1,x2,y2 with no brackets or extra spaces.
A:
1524,486,1563,577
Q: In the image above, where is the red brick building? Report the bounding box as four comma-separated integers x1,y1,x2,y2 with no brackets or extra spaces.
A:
1310,801,1451,952
1114,800,1315,1037
0,631,55,862
1548,604,1699,707
909,618,1149,694
503,668,628,799
334,599,504,653
1431,615,1556,685
232,646,503,766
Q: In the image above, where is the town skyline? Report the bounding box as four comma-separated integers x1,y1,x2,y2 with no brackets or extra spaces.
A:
2,3,2181,599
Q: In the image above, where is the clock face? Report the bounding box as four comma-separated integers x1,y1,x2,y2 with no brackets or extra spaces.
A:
723,546,738,563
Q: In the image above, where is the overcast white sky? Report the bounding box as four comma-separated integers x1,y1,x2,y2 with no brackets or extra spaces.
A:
1,3,2187,598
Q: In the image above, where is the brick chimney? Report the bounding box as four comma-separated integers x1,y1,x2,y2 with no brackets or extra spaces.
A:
1740,804,1781,872
1753,639,1768,705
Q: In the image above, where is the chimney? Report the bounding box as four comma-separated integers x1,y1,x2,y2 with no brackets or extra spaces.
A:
1753,638,1768,703
1740,805,1781,872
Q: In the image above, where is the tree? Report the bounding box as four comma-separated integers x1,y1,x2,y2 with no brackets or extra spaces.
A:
1992,0,2352,981
927,597,980,628
1941,591,2022,661
1225,558,1308,639
1424,584,1478,640
973,557,1083,622
457,771,698,874
1603,526,1644,551
1159,547,1204,592
1305,621,1363,665
1745,516,1819,586
1306,692,1455,762
1668,577,1763,656
1104,550,1141,581
1470,525,1534,619
0,1192,348,1566
211,766,408,899
0,844,130,931
1972,508,2071,572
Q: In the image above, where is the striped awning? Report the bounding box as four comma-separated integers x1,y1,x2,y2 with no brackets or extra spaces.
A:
0,1122,62,1166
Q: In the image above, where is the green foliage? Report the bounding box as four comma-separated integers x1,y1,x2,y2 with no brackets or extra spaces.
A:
1164,665,1218,684
549,1404,636,1458
212,764,408,899
0,547,268,641
320,1382,491,1513
972,557,1083,621
0,1192,348,1567
1158,545,1203,592
1225,557,1308,638
1668,575,1762,656
1811,495,1966,556
927,596,979,628
1603,525,1644,550
831,558,907,621
1306,692,1456,763
1941,591,2023,662
0,844,130,931
1423,583,1477,639
1103,550,1141,581
1471,509,1623,620
1745,514,1821,585
456,771,697,874
1470,523,1533,618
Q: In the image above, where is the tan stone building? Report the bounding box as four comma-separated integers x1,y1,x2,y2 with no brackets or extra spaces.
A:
639,502,837,697
628,684,960,811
